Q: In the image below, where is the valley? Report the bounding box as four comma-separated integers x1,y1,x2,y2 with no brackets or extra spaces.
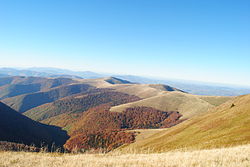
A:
0,75,249,166
1,0,249,166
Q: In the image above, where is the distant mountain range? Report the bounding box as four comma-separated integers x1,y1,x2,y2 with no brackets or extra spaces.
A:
0,67,249,96
0,67,104,79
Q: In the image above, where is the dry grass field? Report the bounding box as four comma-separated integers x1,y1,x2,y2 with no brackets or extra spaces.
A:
0,144,249,167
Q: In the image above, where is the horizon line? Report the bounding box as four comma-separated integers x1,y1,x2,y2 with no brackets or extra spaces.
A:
1,65,250,89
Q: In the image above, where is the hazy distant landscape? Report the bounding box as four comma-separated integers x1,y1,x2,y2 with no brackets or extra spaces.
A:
0,0,249,166
1,67,250,96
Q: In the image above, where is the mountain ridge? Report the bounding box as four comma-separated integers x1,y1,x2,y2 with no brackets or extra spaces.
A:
1,67,250,96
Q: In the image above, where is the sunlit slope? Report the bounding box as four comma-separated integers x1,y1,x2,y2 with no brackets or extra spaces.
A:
198,95,234,106
75,77,133,88
110,91,232,119
110,84,181,98
79,77,180,98
118,94,250,153
75,78,180,98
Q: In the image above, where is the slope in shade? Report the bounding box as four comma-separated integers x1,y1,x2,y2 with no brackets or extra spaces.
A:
104,77,133,84
24,90,141,122
0,102,69,149
2,83,94,113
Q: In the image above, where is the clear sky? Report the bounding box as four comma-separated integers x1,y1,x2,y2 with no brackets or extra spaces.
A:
0,0,249,86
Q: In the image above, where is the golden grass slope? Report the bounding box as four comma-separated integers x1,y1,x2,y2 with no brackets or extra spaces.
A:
77,77,181,98
198,95,234,106
0,144,249,167
75,78,112,88
110,91,232,119
109,84,165,98
118,94,250,153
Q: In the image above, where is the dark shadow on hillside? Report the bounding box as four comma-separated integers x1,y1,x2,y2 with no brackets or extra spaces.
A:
0,102,69,150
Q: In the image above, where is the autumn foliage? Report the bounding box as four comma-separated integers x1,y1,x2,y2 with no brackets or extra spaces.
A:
65,130,135,152
64,105,182,152
25,90,141,122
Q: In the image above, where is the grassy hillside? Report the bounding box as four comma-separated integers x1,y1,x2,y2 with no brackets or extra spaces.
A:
77,78,180,98
0,102,69,149
198,95,234,106
110,84,175,98
0,144,249,167
75,78,112,88
110,91,232,119
118,94,250,153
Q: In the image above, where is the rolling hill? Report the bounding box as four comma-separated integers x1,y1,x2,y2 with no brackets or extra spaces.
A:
23,78,185,129
63,105,182,152
1,67,250,96
20,79,185,152
0,101,69,149
110,91,232,119
104,77,133,84
0,76,76,99
0,76,238,153
117,94,250,153
108,83,180,98
2,76,181,113
24,90,141,122
2,83,94,112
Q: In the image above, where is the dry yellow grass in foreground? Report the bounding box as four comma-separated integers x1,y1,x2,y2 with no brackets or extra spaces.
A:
0,144,249,167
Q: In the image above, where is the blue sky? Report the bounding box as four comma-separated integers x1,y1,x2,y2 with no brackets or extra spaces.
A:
0,0,250,86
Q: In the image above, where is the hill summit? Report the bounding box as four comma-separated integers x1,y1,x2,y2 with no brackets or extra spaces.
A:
104,77,133,84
